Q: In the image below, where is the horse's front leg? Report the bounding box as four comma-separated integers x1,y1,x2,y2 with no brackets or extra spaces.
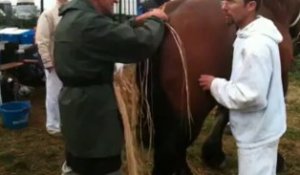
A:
201,105,229,169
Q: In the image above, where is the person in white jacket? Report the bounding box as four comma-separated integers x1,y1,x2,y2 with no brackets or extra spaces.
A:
36,0,68,135
36,2,76,174
199,0,286,174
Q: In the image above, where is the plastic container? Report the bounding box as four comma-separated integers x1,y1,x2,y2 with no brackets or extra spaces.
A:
19,30,35,44
0,34,19,43
0,101,31,129
0,28,34,44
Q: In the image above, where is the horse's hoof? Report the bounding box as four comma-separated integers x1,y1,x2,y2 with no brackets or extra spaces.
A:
219,155,229,169
201,140,227,169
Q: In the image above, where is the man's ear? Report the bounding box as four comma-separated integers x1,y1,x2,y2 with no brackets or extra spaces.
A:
246,1,257,12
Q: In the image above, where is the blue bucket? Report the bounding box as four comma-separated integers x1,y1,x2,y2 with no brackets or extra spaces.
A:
0,101,31,129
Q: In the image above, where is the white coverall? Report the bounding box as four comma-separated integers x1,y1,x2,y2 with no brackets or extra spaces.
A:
36,2,63,134
210,16,287,175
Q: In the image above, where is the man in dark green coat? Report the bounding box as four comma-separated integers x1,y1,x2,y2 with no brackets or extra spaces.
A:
54,0,167,174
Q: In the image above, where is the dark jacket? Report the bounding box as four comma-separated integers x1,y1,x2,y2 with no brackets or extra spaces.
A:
54,0,165,158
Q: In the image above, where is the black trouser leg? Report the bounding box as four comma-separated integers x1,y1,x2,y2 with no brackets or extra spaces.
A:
66,152,122,175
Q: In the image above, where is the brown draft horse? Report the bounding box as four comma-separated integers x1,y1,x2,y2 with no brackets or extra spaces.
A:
140,0,300,174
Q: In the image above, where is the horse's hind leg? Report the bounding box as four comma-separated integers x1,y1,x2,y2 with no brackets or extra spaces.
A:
201,106,229,169
152,112,194,175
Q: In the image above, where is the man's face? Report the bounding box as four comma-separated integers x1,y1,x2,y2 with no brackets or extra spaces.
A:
95,0,118,15
221,0,255,26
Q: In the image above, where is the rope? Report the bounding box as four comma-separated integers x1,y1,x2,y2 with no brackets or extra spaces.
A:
165,22,193,137
138,60,154,154
137,21,194,149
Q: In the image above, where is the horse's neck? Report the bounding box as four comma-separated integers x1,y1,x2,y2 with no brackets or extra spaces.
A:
260,0,284,22
288,0,300,26
261,0,300,26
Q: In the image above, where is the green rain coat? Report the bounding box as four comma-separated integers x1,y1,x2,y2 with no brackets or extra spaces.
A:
54,0,165,158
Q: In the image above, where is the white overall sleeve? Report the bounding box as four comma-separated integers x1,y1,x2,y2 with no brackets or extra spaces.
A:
210,44,273,111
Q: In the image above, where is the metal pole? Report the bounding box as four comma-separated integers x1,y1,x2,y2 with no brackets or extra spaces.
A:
40,0,44,13
118,0,122,22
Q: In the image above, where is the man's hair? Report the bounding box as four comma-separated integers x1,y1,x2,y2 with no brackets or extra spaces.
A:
244,0,261,11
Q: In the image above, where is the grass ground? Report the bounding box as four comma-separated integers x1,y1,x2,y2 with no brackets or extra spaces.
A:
0,60,300,175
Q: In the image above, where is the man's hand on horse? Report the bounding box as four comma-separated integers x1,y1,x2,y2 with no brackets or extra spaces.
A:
198,75,215,91
149,9,169,21
135,9,169,24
